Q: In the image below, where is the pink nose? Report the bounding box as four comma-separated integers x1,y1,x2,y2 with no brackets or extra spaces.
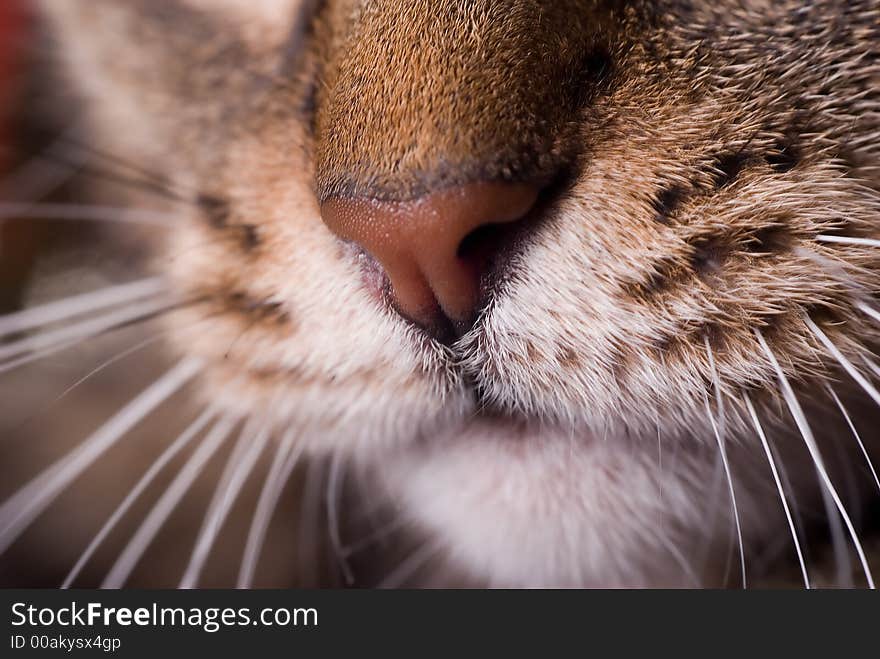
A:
321,182,539,332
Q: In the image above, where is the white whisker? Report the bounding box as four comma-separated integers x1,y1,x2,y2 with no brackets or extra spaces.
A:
656,532,700,587
327,449,354,585
0,295,171,362
0,203,176,226
101,413,239,589
805,317,880,409
827,386,880,496
696,451,731,580
3,336,167,440
341,515,409,559
821,478,855,587
766,437,813,565
0,159,76,205
704,338,746,588
0,357,202,557
0,278,165,339
296,458,327,586
237,426,304,589
44,336,166,409
803,320,868,585
179,420,271,589
0,297,175,373
62,407,217,589
755,329,875,588
862,356,880,380
703,398,747,588
378,542,443,589
38,313,220,419
0,135,88,203
816,234,880,249
743,393,810,589
856,302,880,325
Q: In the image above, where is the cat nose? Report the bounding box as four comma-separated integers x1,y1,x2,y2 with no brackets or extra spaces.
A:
321,182,540,335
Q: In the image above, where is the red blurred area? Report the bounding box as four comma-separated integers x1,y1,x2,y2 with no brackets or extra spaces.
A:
0,0,33,313
0,0,29,168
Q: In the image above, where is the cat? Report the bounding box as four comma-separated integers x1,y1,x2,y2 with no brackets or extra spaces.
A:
1,0,878,587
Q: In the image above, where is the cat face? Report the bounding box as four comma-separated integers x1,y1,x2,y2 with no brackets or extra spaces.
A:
36,0,880,586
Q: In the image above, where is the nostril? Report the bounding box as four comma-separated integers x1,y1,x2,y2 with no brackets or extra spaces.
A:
456,222,511,261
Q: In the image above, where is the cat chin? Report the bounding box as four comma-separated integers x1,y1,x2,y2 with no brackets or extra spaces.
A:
377,418,739,588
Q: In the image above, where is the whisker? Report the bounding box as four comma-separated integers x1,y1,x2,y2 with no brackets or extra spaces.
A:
755,329,875,588
856,302,880,325
37,335,163,407
2,117,188,204
0,296,175,370
766,436,814,568
101,413,239,589
0,202,176,226
42,145,197,206
656,424,663,500
54,136,198,200
826,386,880,495
179,419,271,589
656,532,701,587
223,317,260,360
862,356,880,380
346,455,401,540
6,334,165,435
804,317,880,409
696,450,732,581
8,309,224,435
297,458,327,587
0,278,165,339
341,515,410,560
816,234,880,249
704,338,746,588
795,247,876,296
0,125,96,208
327,449,354,586
75,164,195,206
61,407,217,589
703,398,746,588
237,425,305,589
378,542,443,589
0,298,206,377
800,318,867,585
0,143,86,203
820,475,855,587
0,357,202,557
742,393,811,589
178,418,261,584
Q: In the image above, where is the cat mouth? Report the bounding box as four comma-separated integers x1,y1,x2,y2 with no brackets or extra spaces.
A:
444,384,599,445
422,409,598,449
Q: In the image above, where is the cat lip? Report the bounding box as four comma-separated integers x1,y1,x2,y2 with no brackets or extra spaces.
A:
464,391,560,432
424,407,599,447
